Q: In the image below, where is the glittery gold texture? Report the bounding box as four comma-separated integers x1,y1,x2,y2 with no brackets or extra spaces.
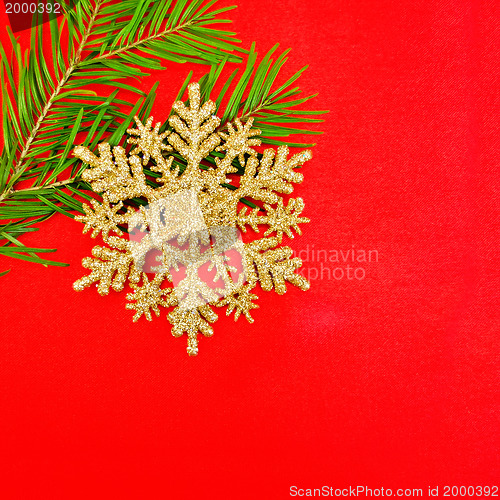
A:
72,82,311,355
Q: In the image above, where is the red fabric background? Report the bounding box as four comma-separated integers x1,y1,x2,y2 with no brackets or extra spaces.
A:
0,1,498,498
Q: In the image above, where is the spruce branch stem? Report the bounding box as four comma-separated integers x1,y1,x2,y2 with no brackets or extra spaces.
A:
92,20,194,62
0,177,78,202
13,177,78,194
12,0,103,177
14,65,74,174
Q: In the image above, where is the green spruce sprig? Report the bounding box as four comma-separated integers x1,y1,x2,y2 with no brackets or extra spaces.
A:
0,0,327,274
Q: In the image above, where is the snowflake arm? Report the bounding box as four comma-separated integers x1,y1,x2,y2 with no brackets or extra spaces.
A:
127,116,172,165
217,117,262,167
243,237,309,294
238,147,312,203
75,195,137,240
126,273,175,322
73,143,153,202
237,197,309,242
168,83,221,175
217,285,259,322
168,304,218,356
73,245,140,295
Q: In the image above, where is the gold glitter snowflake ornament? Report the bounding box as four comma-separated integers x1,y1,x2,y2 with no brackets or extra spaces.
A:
72,82,311,355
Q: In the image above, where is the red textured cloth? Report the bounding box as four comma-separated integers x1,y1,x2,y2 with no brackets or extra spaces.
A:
0,1,498,498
